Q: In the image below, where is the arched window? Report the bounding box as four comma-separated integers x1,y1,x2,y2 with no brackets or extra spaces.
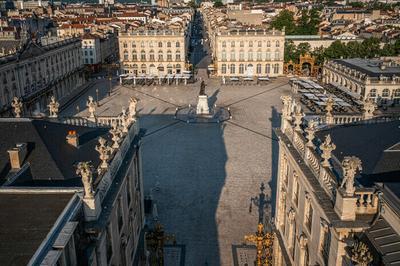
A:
176,41,180,47
273,63,279,74
131,41,136,48
257,50,262,61
239,50,244,61
123,42,127,48
369,89,377,98
167,42,171,48
123,50,128,61
265,64,271,74
240,41,244,47
249,41,253,48
266,50,271,60
158,42,163,48
176,51,181,61
248,50,253,61
141,50,146,61
382,88,390,98
149,41,153,48
239,64,244,74
231,41,235,48
149,50,155,61
230,50,236,61
276,40,280,47
222,50,227,61
222,41,226,48
158,51,163,61
394,89,400,97
167,50,172,61
267,41,271,47
140,41,145,48
230,64,235,74
221,64,227,74
256,64,262,74
132,50,137,60
275,51,280,61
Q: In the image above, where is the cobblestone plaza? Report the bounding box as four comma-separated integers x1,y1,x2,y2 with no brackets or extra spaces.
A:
64,77,290,265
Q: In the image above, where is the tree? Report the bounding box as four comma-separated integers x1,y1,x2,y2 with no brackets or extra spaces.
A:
188,0,197,8
213,0,224,8
284,41,297,63
270,10,296,35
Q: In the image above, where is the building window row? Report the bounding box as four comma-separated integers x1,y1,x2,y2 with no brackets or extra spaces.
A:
221,40,280,48
122,41,181,49
220,63,280,74
220,50,281,61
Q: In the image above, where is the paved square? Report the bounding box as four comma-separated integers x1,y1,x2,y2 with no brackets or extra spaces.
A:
67,77,290,265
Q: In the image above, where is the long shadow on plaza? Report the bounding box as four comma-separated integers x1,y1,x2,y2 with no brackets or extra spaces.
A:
268,106,281,218
140,113,227,266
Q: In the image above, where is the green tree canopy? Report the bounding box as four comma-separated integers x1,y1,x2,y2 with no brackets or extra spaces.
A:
270,10,296,35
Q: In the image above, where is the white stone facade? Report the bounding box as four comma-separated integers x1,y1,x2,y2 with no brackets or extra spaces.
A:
323,59,400,105
82,36,101,65
0,38,84,114
118,30,189,76
212,30,285,77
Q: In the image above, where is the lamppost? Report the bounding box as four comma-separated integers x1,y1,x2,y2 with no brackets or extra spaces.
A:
244,223,274,266
96,88,99,107
108,75,112,96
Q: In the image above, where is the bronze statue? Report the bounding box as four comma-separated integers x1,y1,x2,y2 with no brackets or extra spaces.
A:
199,81,206,96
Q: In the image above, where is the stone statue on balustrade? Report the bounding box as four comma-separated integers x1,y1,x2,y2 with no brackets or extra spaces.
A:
48,96,59,118
320,134,336,168
110,121,122,149
340,156,362,195
293,105,304,131
129,97,138,118
95,137,112,169
305,119,317,147
87,96,96,118
120,107,129,133
76,161,94,199
280,95,292,119
11,97,23,118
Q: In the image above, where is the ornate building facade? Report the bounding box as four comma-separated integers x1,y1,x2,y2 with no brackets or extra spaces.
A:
322,58,400,105
0,38,84,115
118,29,190,76
0,97,145,265
211,29,285,77
273,95,400,265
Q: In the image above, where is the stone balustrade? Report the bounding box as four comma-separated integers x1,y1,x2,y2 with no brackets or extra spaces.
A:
332,115,363,125
60,116,124,128
354,188,379,215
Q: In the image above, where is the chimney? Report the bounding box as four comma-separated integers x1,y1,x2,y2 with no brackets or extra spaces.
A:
66,130,79,147
7,143,28,169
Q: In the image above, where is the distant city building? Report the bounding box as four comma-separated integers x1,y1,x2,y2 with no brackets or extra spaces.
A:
202,7,285,78
273,95,400,265
118,12,192,76
82,33,101,66
323,58,400,106
0,38,84,115
0,102,144,265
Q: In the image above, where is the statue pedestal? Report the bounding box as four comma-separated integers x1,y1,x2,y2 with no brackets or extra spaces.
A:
196,95,210,115
334,188,356,221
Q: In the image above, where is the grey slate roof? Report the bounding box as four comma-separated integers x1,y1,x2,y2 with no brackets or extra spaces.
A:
0,119,110,187
365,217,400,265
0,192,75,266
316,120,400,177
333,58,400,78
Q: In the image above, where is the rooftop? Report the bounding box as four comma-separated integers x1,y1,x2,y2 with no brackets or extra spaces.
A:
0,192,75,265
0,119,109,187
316,120,400,180
333,58,400,78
